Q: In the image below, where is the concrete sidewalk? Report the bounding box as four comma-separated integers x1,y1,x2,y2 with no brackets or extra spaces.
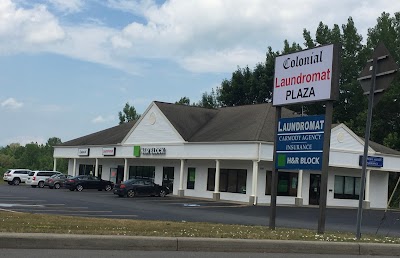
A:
0,233,399,256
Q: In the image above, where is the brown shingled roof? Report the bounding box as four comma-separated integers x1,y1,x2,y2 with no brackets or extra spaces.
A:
57,101,400,156
59,120,137,146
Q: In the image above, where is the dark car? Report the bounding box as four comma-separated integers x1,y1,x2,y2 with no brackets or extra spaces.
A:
65,175,114,192
44,174,73,189
113,178,169,198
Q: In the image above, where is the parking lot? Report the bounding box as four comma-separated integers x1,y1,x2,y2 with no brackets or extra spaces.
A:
1,183,400,237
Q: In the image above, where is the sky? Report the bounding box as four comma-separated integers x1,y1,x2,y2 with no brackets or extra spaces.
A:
1,0,400,147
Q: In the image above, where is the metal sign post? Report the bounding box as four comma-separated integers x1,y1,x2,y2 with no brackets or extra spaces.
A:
356,43,398,239
318,100,333,233
269,106,281,230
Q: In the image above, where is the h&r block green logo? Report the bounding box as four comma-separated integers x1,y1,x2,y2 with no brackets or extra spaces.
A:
277,154,286,167
133,146,141,157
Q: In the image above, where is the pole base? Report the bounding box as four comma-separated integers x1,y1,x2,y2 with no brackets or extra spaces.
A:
178,190,184,197
249,196,257,205
363,200,370,209
295,197,303,206
213,192,220,201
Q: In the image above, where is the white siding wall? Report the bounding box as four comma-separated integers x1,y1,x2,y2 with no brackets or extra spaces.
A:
124,105,184,144
331,126,367,152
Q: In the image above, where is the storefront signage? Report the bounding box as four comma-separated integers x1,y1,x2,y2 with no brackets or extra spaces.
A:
133,146,166,157
359,155,383,168
276,115,325,170
102,147,116,156
273,44,337,106
78,148,90,156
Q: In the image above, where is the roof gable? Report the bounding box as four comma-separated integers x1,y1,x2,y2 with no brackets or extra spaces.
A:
123,102,186,144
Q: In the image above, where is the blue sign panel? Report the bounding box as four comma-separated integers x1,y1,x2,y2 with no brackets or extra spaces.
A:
358,155,384,168
276,115,325,170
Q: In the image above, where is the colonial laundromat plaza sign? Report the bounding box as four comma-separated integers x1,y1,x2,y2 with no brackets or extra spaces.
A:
273,44,337,106
276,115,325,170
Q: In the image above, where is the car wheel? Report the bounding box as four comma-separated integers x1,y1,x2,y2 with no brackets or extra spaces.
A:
127,190,136,198
69,188,75,191
54,183,61,189
159,190,167,197
38,181,45,188
12,178,20,185
105,185,112,191
31,185,37,188
76,185,83,192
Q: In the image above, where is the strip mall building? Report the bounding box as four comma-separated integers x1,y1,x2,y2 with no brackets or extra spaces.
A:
53,101,400,209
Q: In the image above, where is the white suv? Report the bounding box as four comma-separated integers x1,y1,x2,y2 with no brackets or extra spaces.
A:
26,171,62,188
3,169,32,185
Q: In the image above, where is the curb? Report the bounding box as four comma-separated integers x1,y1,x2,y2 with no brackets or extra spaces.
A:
0,233,399,255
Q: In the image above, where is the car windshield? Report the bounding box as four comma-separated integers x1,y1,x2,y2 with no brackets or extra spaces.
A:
28,172,35,176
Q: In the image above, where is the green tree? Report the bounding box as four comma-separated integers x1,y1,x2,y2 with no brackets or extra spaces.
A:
118,102,140,124
366,12,400,147
175,97,191,105
196,89,220,108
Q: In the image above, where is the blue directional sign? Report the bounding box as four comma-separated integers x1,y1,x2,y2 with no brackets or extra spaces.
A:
276,115,325,170
359,155,384,168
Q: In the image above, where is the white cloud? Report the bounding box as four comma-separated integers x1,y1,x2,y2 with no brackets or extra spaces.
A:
92,115,115,124
4,135,46,146
0,0,65,51
2,0,400,74
47,0,83,13
1,98,23,109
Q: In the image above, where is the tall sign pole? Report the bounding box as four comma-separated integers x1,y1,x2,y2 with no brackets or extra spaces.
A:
356,42,398,239
271,44,340,232
269,106,281,230
317,100,333,233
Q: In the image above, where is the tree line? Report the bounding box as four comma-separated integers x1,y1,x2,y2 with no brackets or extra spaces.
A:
0,138,68,174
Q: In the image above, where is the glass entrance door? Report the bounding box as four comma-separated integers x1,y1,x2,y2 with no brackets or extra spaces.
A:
163,167,174,193
309,174,321,205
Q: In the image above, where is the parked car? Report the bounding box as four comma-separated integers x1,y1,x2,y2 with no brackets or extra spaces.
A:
44,174,73,189
26,171,63,188
3,169,32,185
113,178,169,198
65,175,114,192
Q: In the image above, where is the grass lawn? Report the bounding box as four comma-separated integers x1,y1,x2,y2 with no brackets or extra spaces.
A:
0,211,399,244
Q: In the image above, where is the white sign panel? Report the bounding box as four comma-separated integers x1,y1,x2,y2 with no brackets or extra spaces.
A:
78,148,89,156
273,44,334,106
102,147,116,156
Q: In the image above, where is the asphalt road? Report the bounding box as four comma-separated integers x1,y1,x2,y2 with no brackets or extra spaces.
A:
0,250,396,258
0,183,399,237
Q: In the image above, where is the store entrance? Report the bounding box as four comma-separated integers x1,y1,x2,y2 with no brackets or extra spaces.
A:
309,174,321,205
163,167,174,193
116,165,124,184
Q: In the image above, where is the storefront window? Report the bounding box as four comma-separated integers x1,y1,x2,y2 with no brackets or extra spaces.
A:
129,166,155,180
207,168,247,194
334,175,361,199
187,167,196,189
79,164,94,176
265,171,298,196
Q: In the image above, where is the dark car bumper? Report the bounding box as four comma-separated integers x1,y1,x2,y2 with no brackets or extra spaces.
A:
113,188,127,196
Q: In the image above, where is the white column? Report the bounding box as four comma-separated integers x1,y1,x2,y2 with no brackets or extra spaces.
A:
124,158,128,181
365,170,371,201
297,170,303,198
73,158,77,176
252,161,258,196
179,159,185,191
214,160,220,193
94,158,99,177
53,158,57,171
